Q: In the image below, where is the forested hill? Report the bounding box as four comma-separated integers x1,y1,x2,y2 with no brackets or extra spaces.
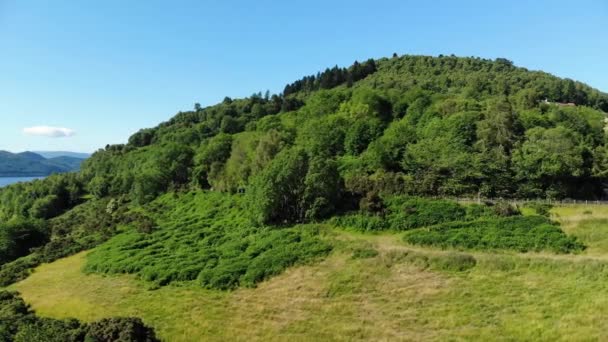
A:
2,54,608,223
0,151,85,177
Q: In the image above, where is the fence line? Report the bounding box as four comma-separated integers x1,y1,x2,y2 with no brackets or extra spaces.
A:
447,197,608,206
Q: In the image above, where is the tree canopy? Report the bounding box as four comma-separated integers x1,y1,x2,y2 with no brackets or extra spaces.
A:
2,54,608,225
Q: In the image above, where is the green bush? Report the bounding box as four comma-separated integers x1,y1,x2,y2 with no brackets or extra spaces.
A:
524,201,553,217
331,196,468,231
386,197,467,230
404,216,585,253
14,318,85,342
85,192,332,290
0,254,41,287
491,201,521,217
330,214,389,231
0,199,122,287
0,219,48,265
465,204,495,220
0,291,159,342
84,317,159,342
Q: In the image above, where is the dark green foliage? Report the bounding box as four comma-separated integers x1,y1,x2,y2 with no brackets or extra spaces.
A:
464,204,495,220
331,196,467,231
0,291,34,339
0,219,48,265
14,318,86,342
85,192,332,290
283,59,377,96
128,129,155,148
0,173,84,221
246,148,341,224
330,214,389,231
0,255,40,287
0,291,158,342
345,118,384,155
0,199,120,286
193,133,233,188
358,192,386,215
404,216,585,253
84,317,159,342
386,197,467,230
53,54,608,232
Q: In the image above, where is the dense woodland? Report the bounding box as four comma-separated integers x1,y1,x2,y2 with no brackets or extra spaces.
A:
0,54,607,341
2,55,607,224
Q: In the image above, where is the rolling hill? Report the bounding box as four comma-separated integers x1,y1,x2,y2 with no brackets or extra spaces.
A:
32,151,91,159
1,54,608,340
0,151,87,177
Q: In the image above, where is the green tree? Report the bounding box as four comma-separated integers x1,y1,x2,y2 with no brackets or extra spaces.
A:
247,148,341,224
512,126,585,196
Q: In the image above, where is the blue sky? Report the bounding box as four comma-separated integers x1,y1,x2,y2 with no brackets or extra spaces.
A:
1,0,606,153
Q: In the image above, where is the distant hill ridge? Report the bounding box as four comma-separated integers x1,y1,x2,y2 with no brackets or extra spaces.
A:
32,151,91,159
0,151,88,177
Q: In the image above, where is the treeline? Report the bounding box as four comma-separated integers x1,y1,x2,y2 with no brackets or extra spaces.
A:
0,291,158,342
2,55,608,228
283,58,377,96
0,174,84,220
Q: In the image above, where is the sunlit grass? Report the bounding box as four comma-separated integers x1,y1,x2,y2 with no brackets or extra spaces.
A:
12,213,608,341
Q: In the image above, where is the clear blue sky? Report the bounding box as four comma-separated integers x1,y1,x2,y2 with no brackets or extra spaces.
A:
1,0,606,153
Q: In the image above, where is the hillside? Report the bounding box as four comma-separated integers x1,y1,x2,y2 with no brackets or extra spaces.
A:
1,54,608,340
33,151,91,159
0,151,86,177
11,205,608,341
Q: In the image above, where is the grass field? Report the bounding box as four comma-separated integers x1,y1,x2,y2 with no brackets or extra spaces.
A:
11,205,608,341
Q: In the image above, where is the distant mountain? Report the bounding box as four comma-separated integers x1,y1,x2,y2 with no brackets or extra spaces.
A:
33,151,91,159
0,151,88,177
17,151,46,162
45,156,85,171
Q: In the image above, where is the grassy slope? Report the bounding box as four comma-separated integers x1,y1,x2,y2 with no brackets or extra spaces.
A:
11,205,608,341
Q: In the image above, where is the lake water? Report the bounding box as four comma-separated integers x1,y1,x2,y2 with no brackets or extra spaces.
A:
0,176,45,187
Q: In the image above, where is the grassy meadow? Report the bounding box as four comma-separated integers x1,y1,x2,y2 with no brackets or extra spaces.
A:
8,203,608,341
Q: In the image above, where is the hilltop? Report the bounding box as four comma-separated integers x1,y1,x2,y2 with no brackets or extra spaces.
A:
1,54,608,340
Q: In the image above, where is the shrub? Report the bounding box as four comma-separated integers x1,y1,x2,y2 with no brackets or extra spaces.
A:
465,204,495,220
84,317,159,342
15,318,85,342
0,254,41,287
359,192,386,214
491,201,521,217
385,197,467,230
85,193,332,290
331,196,468,231
404,216,585,253
0,219,49,265
0,291,161,342
525,201,554,217
330,214,389,231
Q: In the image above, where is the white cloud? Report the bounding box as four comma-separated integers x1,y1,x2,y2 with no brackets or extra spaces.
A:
23,126,76,138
